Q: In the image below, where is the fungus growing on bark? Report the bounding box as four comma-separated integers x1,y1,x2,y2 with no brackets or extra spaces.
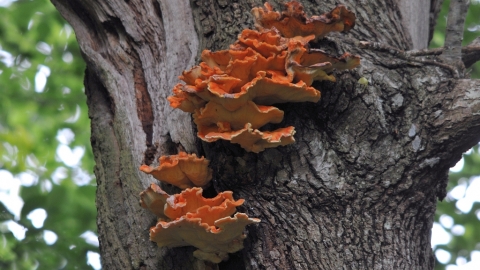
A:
252,1,356,39
140,183,170,220
139,152,212,189
198,123,296,153
139,184,260,263
168,1,359,152
193,100,284,135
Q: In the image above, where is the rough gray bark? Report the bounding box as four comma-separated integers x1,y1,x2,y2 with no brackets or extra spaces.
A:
51,0,480,269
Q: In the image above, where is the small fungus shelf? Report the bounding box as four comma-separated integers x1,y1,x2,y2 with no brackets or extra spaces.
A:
140,184,260,263
139,152,212,189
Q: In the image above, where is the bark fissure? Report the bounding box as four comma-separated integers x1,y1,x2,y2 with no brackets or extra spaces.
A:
132,52,156,165
99,10,158,165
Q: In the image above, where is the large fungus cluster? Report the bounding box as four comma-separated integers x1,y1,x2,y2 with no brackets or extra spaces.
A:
139,153,259,263
168,1,360,152
140,184,260,263
140,1,359,264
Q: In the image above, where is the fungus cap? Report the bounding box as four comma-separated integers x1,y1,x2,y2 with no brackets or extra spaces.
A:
139,152,212,189
150,213,260,263
139,183,170,220
139,184,260,263
194,100,284,134
200,123,296,153
163,187,244,221
252,1,356,39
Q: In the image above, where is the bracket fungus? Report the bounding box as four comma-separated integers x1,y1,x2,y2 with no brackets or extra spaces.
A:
139,152,212,189
168,1,360,152
140,184,260,263
251,2,356,39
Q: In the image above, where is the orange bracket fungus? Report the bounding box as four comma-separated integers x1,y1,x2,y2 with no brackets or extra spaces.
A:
251,1,356,39
140,184,260,263
168,1,359,152
139,152,212,189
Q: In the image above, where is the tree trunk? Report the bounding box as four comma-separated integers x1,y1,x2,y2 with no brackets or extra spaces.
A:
51,0,480,269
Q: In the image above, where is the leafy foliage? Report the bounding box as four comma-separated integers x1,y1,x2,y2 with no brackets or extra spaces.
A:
0,0,98,269
434,146,480,269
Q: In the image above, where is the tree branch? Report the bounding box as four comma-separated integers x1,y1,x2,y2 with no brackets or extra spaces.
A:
409,37,480,68
433,79,480,154
462,37,480,68
440,0,470,74
359,37,480,76
359,41,459,76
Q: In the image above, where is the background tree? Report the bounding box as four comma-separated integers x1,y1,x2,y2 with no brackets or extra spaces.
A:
0,1,478,265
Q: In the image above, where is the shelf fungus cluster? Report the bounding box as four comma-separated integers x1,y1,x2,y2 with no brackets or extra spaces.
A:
139,153,260,263
168,1,360,152
139,184,260,263
139,152,212,189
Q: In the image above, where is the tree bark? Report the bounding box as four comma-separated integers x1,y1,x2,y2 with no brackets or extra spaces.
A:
51,0,480,269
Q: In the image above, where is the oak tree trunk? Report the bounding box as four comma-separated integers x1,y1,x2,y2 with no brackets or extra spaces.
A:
51,0,480,269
